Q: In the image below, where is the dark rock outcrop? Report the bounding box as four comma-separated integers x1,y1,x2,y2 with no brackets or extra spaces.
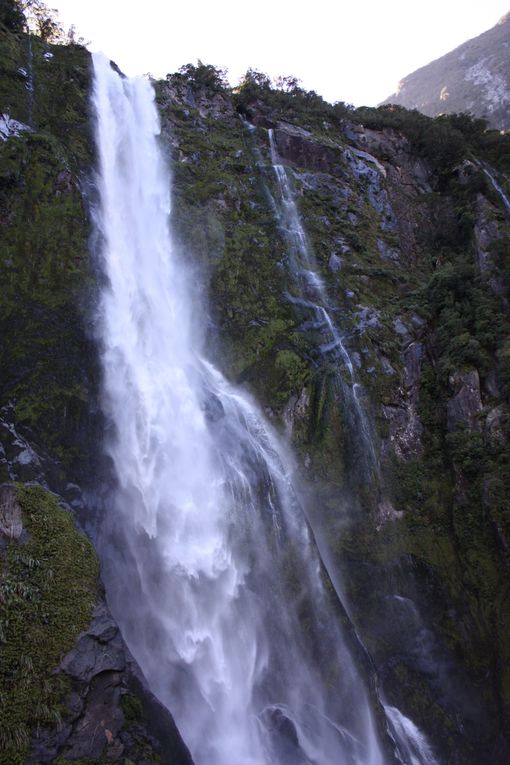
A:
447,370,483,432
29,602,193,765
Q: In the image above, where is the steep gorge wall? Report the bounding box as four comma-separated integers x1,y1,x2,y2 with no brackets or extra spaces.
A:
156,69,510,764
1,7,510,762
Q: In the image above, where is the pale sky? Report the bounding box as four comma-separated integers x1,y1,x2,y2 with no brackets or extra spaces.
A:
50,0,510,106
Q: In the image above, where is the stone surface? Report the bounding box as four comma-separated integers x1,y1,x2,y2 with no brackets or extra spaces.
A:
447,370,483,432
381,12,510,130
29,598,193,765
0,483,23,539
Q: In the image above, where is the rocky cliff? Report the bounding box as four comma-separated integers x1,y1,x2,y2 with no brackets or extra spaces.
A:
382,11,510,130
1,2,510,763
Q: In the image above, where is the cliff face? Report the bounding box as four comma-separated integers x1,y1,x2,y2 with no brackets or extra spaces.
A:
381,12,510,130
0,7,191,764
1,5,510,763
157,69,510,764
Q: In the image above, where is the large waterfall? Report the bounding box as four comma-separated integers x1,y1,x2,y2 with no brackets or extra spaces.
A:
91,54,439,765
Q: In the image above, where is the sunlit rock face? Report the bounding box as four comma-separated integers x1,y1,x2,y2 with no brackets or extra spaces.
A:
382,12,510,129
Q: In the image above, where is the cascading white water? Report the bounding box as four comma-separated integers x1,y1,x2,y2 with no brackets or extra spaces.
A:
480,162,510,214
92,53,391,765
384,707,437,765
267,130,377,479
264,129,440,765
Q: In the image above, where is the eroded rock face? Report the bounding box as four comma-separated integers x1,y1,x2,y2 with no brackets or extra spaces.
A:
283,387,310,435
381,321,425,462
271,125,347,177
473,194,508,300
29,601,193,765
447,370,483,432
382,400,423,461
0,484,23,540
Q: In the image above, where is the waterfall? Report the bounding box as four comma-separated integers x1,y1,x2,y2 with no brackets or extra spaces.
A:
263,129,439,765
384,707,437,765
26,33,34,127
266,128,377,482
480,161,510,215
91,53,392,765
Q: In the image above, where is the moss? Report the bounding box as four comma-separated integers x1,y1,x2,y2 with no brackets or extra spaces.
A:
121,692,144,725
0,68,95,468
0,485,99,765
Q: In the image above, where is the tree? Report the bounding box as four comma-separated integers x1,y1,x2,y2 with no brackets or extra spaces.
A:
19,0,64,42
0,0,25,32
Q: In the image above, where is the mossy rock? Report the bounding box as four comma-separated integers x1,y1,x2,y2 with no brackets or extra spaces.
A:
0,484,99,765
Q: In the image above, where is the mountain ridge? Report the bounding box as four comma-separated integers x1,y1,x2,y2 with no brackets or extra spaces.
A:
382,11,510,130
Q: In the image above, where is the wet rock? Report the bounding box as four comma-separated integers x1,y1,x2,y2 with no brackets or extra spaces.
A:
0,405,64,487
393,318,410,340
63,671,124,760
382,402,423,460
447,370,483,432
59,621,126,682
380,356,397,376
473,194,508,301
485,368,501,399
377,238,400,263
84,601,119,643
410,313,426,330
376,497,403,529
381,330,424,460
30,598,192,765
328,253,343,272
0,112,32,140
271,126,346,177
203,392,225,423
403,343,423,390
349,146,387,177
354,305,381,331
54,169,73,194
351,352,362,369
474,195,501,275
283,387,310,433
485,406,505,445
0,484,23,540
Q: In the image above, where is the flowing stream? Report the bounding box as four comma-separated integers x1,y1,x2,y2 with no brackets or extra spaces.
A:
91,55,439,765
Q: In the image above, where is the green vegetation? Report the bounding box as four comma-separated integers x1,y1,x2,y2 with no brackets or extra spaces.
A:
0,7,510,757
0,8,94,468
0,485,99,765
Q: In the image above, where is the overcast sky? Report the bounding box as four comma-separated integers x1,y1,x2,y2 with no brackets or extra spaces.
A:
50,0,510,106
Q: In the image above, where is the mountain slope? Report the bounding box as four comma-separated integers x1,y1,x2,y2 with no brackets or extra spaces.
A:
382,12,510,129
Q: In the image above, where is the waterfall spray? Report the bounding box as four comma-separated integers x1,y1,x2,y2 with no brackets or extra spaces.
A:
92,53,439,765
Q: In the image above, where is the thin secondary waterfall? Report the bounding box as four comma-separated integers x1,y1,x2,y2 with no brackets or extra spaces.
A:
480,161,510,214
264,129,440,765
92,54,391,765
267,129,377,482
